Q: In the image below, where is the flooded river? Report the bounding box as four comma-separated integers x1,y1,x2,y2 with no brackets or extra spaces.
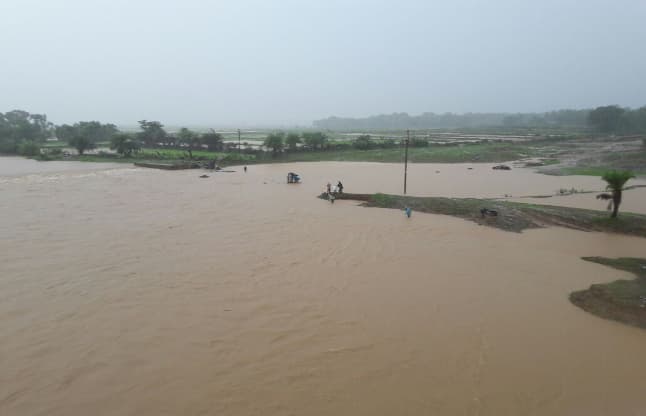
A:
2,157,646,415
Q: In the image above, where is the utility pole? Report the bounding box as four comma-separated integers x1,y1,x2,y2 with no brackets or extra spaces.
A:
238,129,241,155
404,129,409,194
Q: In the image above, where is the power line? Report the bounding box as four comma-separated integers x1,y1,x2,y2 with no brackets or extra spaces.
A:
404,129,409,194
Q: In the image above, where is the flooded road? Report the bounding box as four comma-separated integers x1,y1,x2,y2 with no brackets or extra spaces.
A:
2,158,646,415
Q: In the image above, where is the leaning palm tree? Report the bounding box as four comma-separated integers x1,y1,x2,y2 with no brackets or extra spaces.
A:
601,170,635,218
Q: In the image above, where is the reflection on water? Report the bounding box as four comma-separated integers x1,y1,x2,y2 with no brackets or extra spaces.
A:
2,159,646,415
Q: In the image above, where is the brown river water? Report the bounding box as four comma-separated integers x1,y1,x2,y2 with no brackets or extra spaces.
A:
2,157,646,415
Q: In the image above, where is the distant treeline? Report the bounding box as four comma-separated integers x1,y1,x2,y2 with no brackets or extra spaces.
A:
313,106,646,133
3,105,646,160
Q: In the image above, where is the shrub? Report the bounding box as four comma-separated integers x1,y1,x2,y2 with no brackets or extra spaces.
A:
18,142,41,157
410,138,429,147
378,140,397,149
353,134,373,150
0,142,18,154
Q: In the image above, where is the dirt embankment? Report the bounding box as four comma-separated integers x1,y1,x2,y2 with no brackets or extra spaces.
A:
570,257,646,330
320,192,646,237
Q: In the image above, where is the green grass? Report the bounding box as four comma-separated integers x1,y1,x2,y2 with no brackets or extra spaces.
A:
558,167,611,176
41,141,69,148
135,149,254,160
555,149,646,176
34,134,642,175
570,257,646,329
326,192,646,236
259,142,543,164
541,158,560,166
38,147,256,165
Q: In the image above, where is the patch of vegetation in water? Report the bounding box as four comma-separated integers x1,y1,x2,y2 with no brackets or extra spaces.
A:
324,193,646,236
570,257,646,329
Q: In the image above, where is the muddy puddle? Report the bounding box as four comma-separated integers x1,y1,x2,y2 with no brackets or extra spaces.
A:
2,159,646,415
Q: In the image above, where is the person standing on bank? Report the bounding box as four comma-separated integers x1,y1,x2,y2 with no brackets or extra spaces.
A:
337,181,344,194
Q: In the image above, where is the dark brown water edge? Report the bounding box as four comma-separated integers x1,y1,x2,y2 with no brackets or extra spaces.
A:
319,192,646,236
570,257,646,329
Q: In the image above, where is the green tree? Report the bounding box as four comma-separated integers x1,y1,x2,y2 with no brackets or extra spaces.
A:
285,132,301,150
177,127,201,159
0,110,52,153
353,134,373,150
264,132,285,154
588,105,625,134
202,129,224,151
55,124,78,142
601,170,635,218
302,132,328,150
77,121,118,142
110,134,141,156
56,121,118,144
68,135,95,155
137,120,167,147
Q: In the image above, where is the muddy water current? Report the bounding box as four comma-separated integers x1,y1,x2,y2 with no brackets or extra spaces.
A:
2,158,646,415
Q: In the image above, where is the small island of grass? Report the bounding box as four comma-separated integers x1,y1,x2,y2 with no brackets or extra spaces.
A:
320,192,646,237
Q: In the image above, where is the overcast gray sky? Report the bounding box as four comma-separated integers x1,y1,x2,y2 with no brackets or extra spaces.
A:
2,0,645,126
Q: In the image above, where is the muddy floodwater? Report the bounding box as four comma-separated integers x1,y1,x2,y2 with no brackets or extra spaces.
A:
2,157,646,415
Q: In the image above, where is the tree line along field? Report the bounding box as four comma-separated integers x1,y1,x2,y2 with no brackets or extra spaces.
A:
1,107,645,174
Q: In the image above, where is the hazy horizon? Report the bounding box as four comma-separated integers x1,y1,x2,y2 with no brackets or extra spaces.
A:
2,0,645,127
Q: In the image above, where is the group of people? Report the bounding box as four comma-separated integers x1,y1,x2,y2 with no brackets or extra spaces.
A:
326,181,344,203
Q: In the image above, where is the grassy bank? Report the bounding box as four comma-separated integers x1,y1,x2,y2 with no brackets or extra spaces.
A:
257,142,542,164
33,135,646,176
570,257,646,329
35,140,550,166
36,149,255,166
322,192,646,237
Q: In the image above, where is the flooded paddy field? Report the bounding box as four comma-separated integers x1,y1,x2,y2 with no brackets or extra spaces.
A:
2,158,646,415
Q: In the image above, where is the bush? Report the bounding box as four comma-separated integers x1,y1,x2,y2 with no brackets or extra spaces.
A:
0,142,18,154
410,138,429,147
353,134,373,150
328,142,352,151
97,151,118,158
18,142,41,157
378,140,397,149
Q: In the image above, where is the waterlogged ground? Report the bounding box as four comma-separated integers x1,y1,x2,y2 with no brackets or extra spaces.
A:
2,158,646,415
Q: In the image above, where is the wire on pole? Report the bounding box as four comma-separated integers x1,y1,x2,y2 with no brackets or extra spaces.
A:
404,129,409,194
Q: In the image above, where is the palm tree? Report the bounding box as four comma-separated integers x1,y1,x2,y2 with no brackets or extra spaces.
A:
601,170,635,218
